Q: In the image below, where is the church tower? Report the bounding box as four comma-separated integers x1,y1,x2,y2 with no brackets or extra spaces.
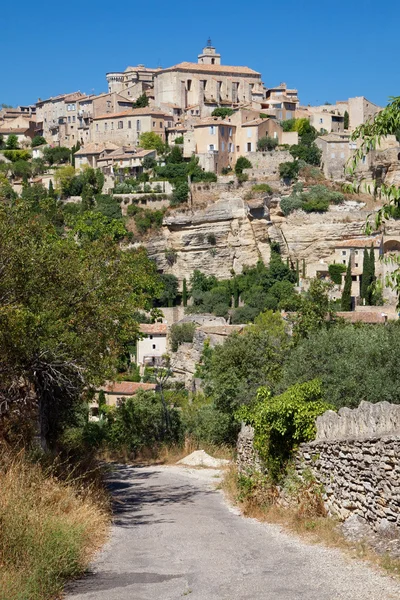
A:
197,39,221,65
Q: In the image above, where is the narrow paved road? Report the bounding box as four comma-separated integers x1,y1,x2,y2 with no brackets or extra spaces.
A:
66,464,400,600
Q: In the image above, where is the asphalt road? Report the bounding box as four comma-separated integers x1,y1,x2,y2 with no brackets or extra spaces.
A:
65,464,400,600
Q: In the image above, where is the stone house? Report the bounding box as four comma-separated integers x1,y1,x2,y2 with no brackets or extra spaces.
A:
74,141,119,170
90,108,171,146
35,91,87,147
90,381,157,418
96,146,156,176
0,117,35,147
75,93,136,146
106,65,160,95
332,237,382,299
153,44,263,117
262,83,298,121
136,323,168,369
190,118,236,173
315,132,354,180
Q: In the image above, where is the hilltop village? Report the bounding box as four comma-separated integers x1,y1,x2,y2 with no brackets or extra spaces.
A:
2,42,400,356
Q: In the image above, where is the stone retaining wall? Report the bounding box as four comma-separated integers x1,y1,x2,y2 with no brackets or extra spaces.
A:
237,401,400,531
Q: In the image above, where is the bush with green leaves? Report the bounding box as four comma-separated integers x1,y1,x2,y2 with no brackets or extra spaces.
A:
3,149,31,162
31,135,47,148
257,136,279,151
251,183,273,194
211,107,235,118
156,273,179,307
279,160,300,181
134,207,164,234
289,143,322,166
108,391,182,454
170,322,196,352
183,402,239,445
328,263,347,284
43,146,71,165
237,379,332,479
171,182,189,206
280,185,344,215
235,156,252,174
174,136,184,145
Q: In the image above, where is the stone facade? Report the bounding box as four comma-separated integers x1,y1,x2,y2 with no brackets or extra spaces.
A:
237,422,262,473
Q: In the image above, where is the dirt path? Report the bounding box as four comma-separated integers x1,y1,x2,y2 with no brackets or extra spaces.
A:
65,464,400,599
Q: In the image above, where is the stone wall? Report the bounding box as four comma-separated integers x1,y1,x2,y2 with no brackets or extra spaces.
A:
243,150,293,180
237,401,400,532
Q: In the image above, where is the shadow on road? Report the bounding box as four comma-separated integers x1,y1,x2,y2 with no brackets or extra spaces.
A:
107,464,214,528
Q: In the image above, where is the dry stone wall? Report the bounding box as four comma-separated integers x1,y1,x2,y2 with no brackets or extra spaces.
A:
237,401,400,532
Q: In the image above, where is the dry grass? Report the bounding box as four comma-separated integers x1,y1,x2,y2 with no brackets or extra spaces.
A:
222,466,400,578
0,449,110,600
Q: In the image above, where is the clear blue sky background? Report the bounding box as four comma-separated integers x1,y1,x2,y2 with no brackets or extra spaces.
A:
1,0,398,108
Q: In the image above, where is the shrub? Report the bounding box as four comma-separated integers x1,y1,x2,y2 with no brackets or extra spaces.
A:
164,247,177,266
279,161,300,181
280,194,303,216
108,392,182,453
170,322,196,352
251,183,273,194
31,135,47,148
235,156,252,174
174,136,184,144
3,149,31,162
238,380,332,479
289,143,322,166
171,182,189,206
211,107,235,118
183,403,239,445
236,172,249,184
207,233,217,245
134,208,164,234
231,305,259,324
257,136,279,151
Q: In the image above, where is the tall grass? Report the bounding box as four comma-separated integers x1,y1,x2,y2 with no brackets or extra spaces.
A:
0,450,109,600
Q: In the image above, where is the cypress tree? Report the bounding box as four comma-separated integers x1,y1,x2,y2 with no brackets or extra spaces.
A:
182,278,188,307
360,248,371,301
368,246,376,305
302,259,306,278
341,259,352,311
233,278,239,308
296,259,300,285
344,110,349,130
48,180,55,198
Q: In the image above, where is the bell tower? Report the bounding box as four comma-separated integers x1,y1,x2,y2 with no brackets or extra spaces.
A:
197,38,221,65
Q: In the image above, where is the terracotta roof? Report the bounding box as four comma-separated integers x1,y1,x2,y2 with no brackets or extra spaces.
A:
100,381,156,394
193,118,235,127
93,108,169,120
241,118,269,127
336,238,381,248
139,323,168,335
159,62,261,76
74,142,119,156
336,312,388,324
65,92,86,102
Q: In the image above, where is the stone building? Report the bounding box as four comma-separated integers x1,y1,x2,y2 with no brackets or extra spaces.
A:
75,92,136,145
106,65,160,96
262,82,298,120
90,107,171,147
189,117,236,173
96,147,156,176
136,323,168,369
74,142,120,170
315,132,354,180
0,115,36,146
35,91,87,147
153,43,263,117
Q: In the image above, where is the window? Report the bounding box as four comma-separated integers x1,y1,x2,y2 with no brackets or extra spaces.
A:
153,121,156,127
187,79,192,91
247,142,252,151
104,123,108,131
229,127,232,136
355,263,358,268
221,141,225,151
118,121,123,129
107,101,111,109
96,124,99,132
211,58,215,64
221,126,225,135
152,344,156,350
209,125,216,135
208,144,215,151
342,260,346,264
68,116,71,123
128,121,131,129
247,129,252,138
340,152,345,158
286,111,292,119
342,250,346,255
160,121,163,128
149,335,153,340
362,155,366,164
319,118,323,124
331,153,336,158
355,250,359,255
136,120,141,131
72,116,75,122
228,143,234,152
111,122,114,130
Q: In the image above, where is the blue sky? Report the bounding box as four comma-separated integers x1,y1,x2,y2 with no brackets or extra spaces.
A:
1,0,398,108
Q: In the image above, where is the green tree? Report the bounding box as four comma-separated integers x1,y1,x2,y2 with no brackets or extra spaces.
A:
171,182,189,206
142,156,157,170
31,135,47,148
233,278,239,308
341,259,352,311
0,204,160,447
235,156,252,174
6,134,19,149
11,160,32,180
360,248,371,301
294,278,332,339
157,274,179,307
48,179,55,198
139,132,165,154
211,107,235,118
279,160,299,181
202,310,290,414
170,322,196,352
182,278,188,307
133,93,149,108
257,136,278,151
344,110,349,130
